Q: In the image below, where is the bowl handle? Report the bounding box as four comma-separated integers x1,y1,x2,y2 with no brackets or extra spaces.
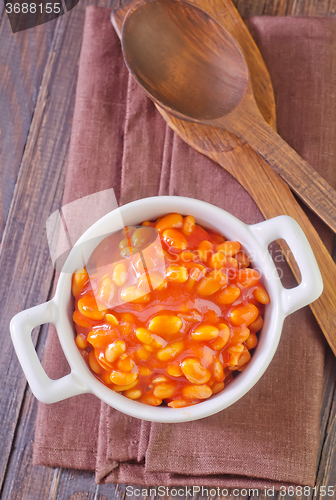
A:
10,301,88,403
249,215,323,316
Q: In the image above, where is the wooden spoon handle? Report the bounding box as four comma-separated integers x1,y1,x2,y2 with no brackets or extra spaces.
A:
210,145,336,355
223,108,336,233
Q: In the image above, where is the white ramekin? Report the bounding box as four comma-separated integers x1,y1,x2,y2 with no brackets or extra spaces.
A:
10,196,323,423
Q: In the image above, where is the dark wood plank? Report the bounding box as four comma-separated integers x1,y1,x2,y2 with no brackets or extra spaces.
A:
0,2,5,22
0,10,76,497
0,14,57,236
0,0,118,498
232,0,336,16
0,325,57,500
289,0,336,16
49,470,126,500
315,352,336,500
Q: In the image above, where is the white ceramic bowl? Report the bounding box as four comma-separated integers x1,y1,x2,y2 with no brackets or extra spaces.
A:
10,196,323,422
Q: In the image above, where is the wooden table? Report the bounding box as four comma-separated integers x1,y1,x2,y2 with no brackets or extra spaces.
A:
0,0,335,498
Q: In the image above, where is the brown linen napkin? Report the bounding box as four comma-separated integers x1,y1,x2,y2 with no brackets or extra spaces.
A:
33,7,336,488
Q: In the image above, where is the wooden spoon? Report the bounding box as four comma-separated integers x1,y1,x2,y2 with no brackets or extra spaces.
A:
121,0,336,233
112,0,336,355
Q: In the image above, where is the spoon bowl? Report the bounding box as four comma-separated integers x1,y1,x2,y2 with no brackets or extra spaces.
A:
122,0,249,120
122,0,336,234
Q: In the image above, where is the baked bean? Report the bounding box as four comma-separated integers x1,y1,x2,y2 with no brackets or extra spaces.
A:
197,240,213,262
254,284,270,304
157,341,184,361
73,310,92,328
179,250,197,262
125,388,142,400
196,273,224,296
119,237,129,250
168,399,194,408
72,268,89,298
226,257,238,269
73,213,269,408
216,285,241,305
112,263,128,287
230,326,250,344
113,380,138,392
185,267,201,291
236,347,251,368
166,265,188,283
208,252,226,269
181,358,211,384
228,344,245,366
235,268,260,288
105,340,126,362
182,384,212,399
120,286,151,304
110,370,138,386
75,334,88,349
139,366,152,376
105,313,119,326
140,395,162,406
152,375,169,383
229,303,259,326
216,241,241,256
167,364,183,377
235,251,250,269
209,269,227,284
211,324,230,350
212,381,225,395
137,348,151,361
151,335,167,349
131,226,154,247
96,351,113,371
148,315,182,336
155,213,183,232
249,316,264,333
117,356,135,372
89,350,102,374
98,277,115,306
213,360,225,381
182,215,195,236
153,383,176,399
162,229,187,250
120,246,138,258
135,328,153,345
101,371,113,385
245,332,258,350
191,324,219,342
78,294,106,320
208,232,225,244
87,329,117,348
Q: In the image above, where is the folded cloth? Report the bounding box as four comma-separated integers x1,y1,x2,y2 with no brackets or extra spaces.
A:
33,6,336,488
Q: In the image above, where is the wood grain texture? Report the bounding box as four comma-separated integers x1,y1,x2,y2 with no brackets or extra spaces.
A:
233,0,336,16
0,4,81,497
0,0,335,499
0,15,56,237
0,2,5,22
0,11,71,493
